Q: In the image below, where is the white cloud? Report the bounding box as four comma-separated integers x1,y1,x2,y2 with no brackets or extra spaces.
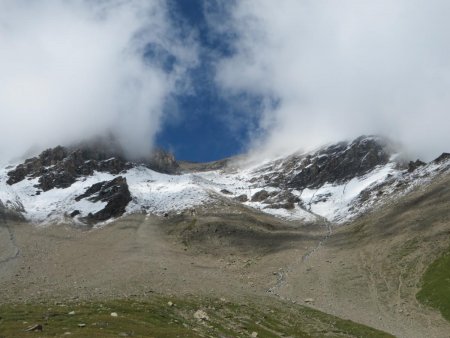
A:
0,0,197,162
215,0,450,160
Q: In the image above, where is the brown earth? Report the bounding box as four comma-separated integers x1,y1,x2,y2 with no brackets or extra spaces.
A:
0,173,449,337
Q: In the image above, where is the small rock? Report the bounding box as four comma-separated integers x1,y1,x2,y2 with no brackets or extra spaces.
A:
167,301,174,307
78,323,86,328
193,310,209,321
63,333,71,336
68,311,75,315
251,332,258,337
304,298,314,303
110,312,118,317
25,324,43,332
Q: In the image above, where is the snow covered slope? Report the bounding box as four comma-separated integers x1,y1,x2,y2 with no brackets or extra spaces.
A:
0,136,448,226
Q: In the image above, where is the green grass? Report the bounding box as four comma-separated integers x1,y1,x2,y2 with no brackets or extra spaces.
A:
417,246,450,321
0,295,393,338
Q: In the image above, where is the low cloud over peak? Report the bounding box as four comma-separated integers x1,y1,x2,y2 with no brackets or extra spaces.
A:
0,0,197,162
1,1,449,164
214,0,450,160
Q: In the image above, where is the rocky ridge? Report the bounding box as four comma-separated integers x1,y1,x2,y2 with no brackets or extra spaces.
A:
1,135,449,225
251,136,394,190
2,143,177,224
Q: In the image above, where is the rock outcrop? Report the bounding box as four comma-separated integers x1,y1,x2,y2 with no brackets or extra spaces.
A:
408,159,426,172
288,136,391,189
7,146,132,191
7,144,178,191
75,176,132,222
258,136,392,191
433,152,450,164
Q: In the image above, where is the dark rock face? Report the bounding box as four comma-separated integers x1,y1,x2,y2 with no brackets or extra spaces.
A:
146,149,179,174
7,146,132,191
75,176,132,222
6,146,68,186
433,153,450,164
70,210,81,218
7,144,178,191
289,137,390,189
262,136,392,190
408,159,426,172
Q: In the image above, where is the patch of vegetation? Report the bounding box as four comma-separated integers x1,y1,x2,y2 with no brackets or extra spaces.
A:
0,295,393,337
417,246,450,322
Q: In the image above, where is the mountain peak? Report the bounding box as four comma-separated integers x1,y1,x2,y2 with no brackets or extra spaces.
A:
0,135,448,225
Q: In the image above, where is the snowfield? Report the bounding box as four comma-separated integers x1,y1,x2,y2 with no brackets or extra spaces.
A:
0,154,448,226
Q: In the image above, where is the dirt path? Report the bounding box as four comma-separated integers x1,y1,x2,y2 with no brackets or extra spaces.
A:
268,217,332,297
0,224,19,265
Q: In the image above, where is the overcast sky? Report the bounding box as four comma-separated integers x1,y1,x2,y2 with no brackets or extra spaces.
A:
0,0,449,162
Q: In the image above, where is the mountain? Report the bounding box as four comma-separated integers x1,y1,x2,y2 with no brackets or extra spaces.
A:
1,135,450,337
0,135,448,226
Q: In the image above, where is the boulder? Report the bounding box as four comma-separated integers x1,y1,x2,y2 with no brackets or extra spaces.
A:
234,194,248,202
193,309,209,321
251,190,270,202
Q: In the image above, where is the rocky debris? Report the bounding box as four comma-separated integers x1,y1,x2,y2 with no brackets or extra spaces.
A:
234,194,248,202
25,324,43,332
75,176,132,222
251,190,270,202
251,332,258,337
110,312,118,317
408,159,426,172
220,189,233,195
193,309,209,321
77,323,86,328
304,298,314,304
